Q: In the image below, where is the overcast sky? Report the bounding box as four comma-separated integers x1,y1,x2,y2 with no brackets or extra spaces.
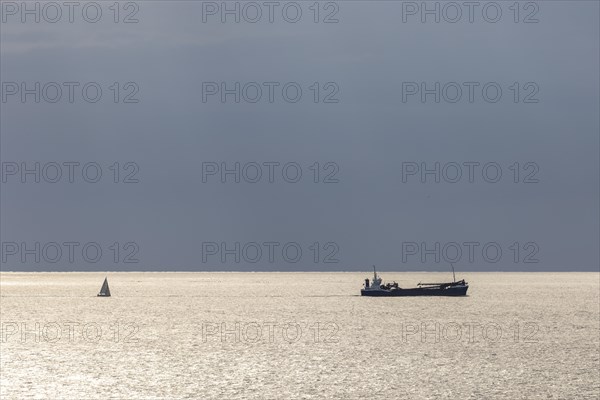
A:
1,1,598,271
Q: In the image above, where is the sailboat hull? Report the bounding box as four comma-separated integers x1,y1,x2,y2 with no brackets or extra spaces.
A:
361,285,468,297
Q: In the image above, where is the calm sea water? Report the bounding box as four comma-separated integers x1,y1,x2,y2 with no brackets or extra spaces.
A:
1,272,598,399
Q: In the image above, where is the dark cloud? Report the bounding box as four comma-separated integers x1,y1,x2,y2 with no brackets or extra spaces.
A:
1,1,598,271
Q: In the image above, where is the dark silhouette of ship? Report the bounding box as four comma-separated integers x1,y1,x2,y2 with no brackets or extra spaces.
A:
97,277,111,297
361,265,468,296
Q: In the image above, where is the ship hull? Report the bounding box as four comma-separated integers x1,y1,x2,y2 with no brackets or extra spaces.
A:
361,285,468,297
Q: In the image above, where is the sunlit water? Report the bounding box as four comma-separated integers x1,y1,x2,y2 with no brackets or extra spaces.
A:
1,272,598,399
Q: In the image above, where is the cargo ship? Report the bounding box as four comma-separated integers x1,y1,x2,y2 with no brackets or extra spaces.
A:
361,266,468,296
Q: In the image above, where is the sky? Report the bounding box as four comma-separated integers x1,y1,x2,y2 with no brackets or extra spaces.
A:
0,1,598,271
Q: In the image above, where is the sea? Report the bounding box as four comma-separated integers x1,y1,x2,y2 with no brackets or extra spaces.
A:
1,272,599,400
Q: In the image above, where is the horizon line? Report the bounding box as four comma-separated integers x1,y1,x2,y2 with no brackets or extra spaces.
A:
1,270,598,273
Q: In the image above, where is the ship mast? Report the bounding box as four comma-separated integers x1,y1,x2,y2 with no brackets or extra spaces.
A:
450,263,456,282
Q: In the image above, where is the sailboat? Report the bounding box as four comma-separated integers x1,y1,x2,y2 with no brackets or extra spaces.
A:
97,277,111,297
